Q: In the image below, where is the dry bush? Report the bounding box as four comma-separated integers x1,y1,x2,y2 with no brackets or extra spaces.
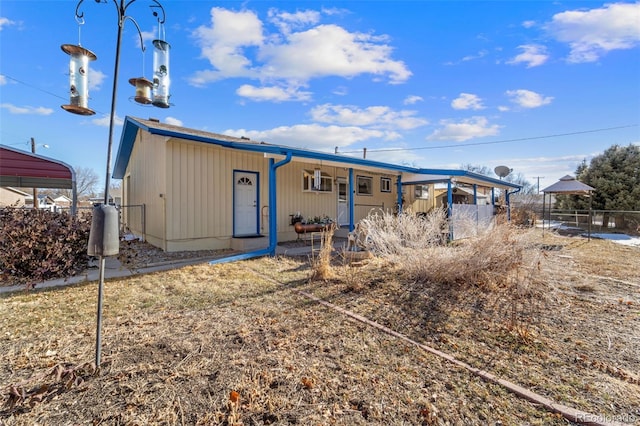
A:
0,208,91,287
358,208,448,257
360,209,544,338
310,224,336,281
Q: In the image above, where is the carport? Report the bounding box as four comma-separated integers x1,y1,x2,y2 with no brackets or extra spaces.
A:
0,145,77,215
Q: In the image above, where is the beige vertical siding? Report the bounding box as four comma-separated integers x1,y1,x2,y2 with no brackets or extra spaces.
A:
0,188,27,207
164,140,269,251
123,131,167,249
127,136,409,251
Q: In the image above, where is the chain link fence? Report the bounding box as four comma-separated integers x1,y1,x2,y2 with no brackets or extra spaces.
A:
546,209,640,235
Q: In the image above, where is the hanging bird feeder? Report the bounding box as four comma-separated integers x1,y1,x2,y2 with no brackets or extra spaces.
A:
128,77,153,105
61,44,97,115
151,39,170,108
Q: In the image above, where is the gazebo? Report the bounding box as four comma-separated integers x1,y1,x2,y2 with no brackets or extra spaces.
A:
541,175,595,239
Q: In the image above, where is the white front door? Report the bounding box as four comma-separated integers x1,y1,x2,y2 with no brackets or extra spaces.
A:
233,171,258,236
337,178,349,226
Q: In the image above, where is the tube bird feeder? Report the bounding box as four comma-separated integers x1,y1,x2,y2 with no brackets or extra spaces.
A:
151,39,170,108
61,44,97,115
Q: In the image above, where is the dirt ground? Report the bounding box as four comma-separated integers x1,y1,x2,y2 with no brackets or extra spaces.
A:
0,229,639,425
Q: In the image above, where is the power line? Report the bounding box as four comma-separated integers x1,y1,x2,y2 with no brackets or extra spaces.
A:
1,73,109,116
1,73,68,102
340,124,639,154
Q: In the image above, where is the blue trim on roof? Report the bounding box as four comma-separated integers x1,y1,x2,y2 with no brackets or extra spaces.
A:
112,116,521,190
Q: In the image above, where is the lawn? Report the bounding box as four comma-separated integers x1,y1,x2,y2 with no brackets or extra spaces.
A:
1,228,639,425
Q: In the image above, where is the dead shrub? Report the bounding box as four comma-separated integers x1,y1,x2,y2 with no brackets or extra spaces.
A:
358,208,449,257
0,208,92,287
360,209,544,336
310,224,336,281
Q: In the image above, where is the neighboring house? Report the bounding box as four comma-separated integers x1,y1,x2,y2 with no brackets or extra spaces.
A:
113,116,521,253
0,187,31,207
25,194,57,211
53,195,73,208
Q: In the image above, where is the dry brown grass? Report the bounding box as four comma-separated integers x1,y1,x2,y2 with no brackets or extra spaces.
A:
310,225,337,281
1,225,639,425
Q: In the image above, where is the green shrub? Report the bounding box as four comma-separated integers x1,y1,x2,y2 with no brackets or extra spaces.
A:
0,208,91,287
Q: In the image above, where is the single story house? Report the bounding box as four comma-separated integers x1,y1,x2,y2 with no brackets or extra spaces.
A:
53,195,73,208
113,117,521,254
0,187,31,208
25,194,57,210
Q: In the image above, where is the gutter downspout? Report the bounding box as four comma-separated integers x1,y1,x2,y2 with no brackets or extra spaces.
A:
210,152,292,265
506,186,521,222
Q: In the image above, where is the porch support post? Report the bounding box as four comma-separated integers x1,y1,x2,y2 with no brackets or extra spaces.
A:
491,187,495,205
473,184,477,204
348,168,355,231
396,175,403,212
447,179,453,240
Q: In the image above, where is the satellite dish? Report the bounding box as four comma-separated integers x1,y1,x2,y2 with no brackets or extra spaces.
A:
494,165,512,179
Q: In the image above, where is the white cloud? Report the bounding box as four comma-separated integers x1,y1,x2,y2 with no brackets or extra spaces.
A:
462,49,488,62
164,117,183,126
451,93,485,110
236,84,312,102
403,95,423,105
522,20,536,29
507,44,549,68
547,2,640,63
89,69,107,91
0,17,16,30
190,8,264,85
267,8,321,34
0,103,53,115
310,104,428,130
0,75,6,85
189,7,411,96
92,114,124,127
427,116,501,142
259,24,411,84
506,89,553,108
223,123,389,151
332,86,348,96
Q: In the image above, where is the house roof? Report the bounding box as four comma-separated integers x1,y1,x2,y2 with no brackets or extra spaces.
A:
113,116,521,191
0,145,75,189
541,175,595,194
1,187,32,196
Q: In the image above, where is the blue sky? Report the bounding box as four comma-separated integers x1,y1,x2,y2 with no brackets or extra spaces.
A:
1,0,639,193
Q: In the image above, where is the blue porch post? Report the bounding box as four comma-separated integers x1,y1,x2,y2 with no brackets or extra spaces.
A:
491,187,495,205
473,184,478,226
349,168,355,231
396,175,403,213
447,180,453,240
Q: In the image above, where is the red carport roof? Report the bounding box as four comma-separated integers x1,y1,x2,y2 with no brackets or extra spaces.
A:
0,145,75,189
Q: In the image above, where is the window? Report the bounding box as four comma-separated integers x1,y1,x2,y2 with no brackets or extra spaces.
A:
357,175,373,195
414,185,429,199
380,177,392,193
303,169,333,192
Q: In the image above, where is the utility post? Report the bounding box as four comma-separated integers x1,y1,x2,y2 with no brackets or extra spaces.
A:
30,137,38,209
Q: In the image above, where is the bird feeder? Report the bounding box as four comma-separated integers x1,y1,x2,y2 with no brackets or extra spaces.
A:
61,44,97,116
151,39,170,108
128,77,153,105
